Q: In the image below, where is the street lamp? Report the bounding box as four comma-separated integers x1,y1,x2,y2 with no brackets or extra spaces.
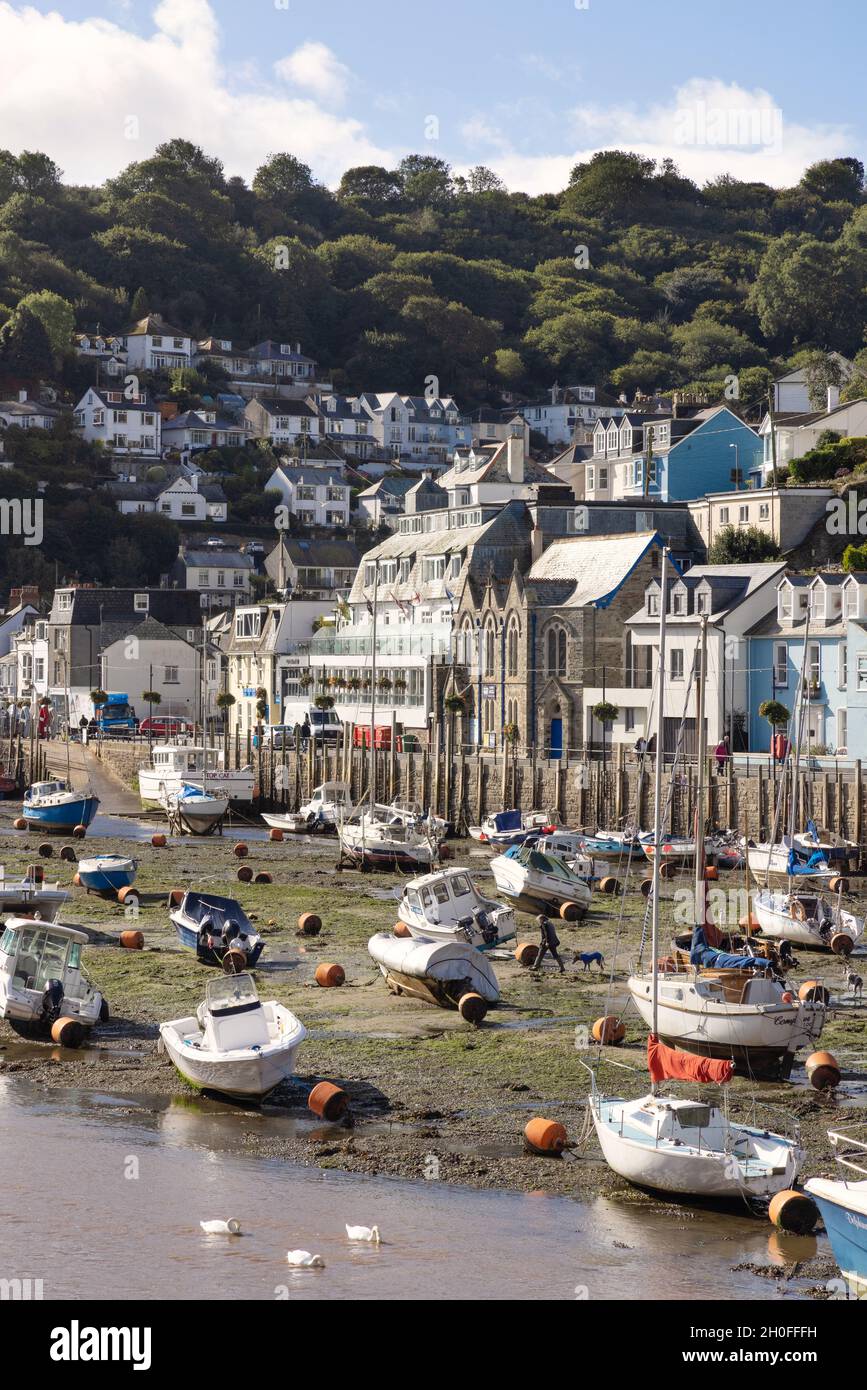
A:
729,442,740,489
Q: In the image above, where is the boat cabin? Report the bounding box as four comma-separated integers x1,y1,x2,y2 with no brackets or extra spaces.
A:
201,973,269,1051
403,870,484,923
25,781,68,801
149,745,226,776
303,781,350,810
0,919,87,998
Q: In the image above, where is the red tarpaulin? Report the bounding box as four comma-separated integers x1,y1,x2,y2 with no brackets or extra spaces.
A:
647,1034,734,1085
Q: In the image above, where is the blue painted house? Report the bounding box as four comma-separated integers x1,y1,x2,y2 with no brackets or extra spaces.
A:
585,405,763,504
746,573,867,757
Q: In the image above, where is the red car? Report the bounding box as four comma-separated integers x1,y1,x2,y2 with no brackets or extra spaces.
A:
138,716,193,738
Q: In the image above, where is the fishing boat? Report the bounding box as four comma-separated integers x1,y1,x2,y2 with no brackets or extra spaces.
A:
0,866,68,921
21,779,99,834
805,1127,867,1298
397,867,516,949
138,743,255,806
77,854,138,894
0,917,106,1041
339,802,442,871
162,784,229,834
468,809,559,847
262,781,351,834
490,842,592,917
590,554,805,1198
170,891,264,968
367,931,500,1010
751,887,863,955
159,972,306,1101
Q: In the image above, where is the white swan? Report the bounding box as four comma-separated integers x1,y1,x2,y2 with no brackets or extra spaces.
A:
345,1223,381,1243
286,1250,325,1268
199,1219,242,1235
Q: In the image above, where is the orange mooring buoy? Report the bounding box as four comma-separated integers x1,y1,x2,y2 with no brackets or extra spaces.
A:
768,1189,819,1234
806,1050,841,1090
51,1017,86,1048
119,929,144,950
559,900,583,922
221,947,247,974
598,876,620,895
308,1081,349,1120
269,828,284,842
13,817,26,830
458,991,487,1024
237,865,253,883
72,872,82,887
233,842,249,859
393,920,411,938
315,962,345,988
38,842,53,858
72,825,87,839
514,942,538,967
831,931,854,957
60,845,76,862
298,912,322,936
592,1015,626,1044
151,833,166,848
799,980,831,1005
254,872,272,884
524,1117,568,1155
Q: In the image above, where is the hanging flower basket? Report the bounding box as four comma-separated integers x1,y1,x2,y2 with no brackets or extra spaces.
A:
758,699,790,728
592,700,619,724
444,694,465,714
314,694,335,711
503,722,519,743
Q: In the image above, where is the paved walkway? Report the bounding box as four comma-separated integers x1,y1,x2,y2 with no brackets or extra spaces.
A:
45,741,142,816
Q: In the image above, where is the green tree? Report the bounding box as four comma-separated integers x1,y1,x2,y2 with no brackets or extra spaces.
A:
15,289,74,357
0,306,54,376
708,525,781,564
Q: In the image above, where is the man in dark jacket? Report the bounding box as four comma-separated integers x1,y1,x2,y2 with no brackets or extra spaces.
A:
534,913,566,974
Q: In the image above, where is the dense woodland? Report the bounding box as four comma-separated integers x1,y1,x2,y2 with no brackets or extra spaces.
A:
3,140,867,599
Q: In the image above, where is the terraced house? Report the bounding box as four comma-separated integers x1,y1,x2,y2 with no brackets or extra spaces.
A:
584,405,762,503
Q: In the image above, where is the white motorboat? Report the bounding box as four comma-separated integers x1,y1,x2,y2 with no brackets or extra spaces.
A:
751,887,863,955
642,836,696,870
139,743,255,806
532,830,607,882
806,1127,867,1297
0,866,68,920
262,780,352,834
746,836,840,889
490,842,592,917
367,931,499,1009
339,802,442,871
163,783,229,834
397,867,516,949
468,809,560,847
0,917,106,1041
159,972,306,1100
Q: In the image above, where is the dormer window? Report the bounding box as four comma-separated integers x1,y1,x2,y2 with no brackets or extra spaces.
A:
844,583,859,619
647,591,659,616
671,588,685,615
696,591,708,614
779,587,793,621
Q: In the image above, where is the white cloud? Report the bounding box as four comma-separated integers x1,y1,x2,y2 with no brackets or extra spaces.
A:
274,41,350,107
0,0,391,186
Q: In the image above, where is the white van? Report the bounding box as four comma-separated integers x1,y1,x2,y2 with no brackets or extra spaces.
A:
267,705,342,748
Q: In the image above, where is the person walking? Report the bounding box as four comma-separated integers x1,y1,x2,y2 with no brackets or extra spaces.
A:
534,913,566,974
714,733,730,772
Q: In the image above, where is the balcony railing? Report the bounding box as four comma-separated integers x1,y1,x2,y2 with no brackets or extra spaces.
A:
310,632,449,658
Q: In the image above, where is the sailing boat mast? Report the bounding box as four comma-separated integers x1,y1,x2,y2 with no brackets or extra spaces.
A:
650,548,669,1090
693,614,708,930
368,566,378,813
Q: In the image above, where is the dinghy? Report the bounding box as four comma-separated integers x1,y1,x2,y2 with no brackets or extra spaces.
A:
160,972,306,1100
170,891,264,967
0,917,106,1041
397,867,516,949
0,866,68,921
262,781,351,834
490,842,592,917
77,855,138,893
468,809,559,847
579,829,648,859
163,784,229,834
367,931,499,1010
751,887,863,955
806,1127,867,1298
22,780,99,834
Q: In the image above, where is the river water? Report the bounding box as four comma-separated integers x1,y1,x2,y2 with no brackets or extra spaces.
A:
0,1076,823,1301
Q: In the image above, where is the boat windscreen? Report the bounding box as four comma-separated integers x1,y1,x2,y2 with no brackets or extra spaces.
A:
206,972,259,1012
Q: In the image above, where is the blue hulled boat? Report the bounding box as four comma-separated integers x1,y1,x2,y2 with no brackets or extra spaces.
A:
806,1128,867,1298
170,890,264,968
22,780,99,834
77,855,137,892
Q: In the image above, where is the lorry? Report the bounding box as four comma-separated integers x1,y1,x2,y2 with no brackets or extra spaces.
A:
93,692,139,736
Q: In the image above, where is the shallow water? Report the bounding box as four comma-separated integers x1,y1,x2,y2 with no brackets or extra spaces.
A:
0,1077,824,1301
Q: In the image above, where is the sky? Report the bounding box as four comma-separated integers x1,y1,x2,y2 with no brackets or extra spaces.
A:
1,0,865,193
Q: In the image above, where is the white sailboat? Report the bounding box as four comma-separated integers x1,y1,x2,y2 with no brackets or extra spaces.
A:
262,780,352,833
751,887,863,955
589,551,805,1197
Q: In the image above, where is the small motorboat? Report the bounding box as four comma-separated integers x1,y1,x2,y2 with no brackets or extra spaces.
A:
397,867,516,949
751,888,863,955
576,829,647,860
530,830,607,882
339,801,443,871
170,891,264,968
262,781,352,834
642,836,696,870
490,842,592,917
745,836,841,889
806,1127,867,1298
367,931,499,1011
77,854,138,894
468,809,559,847
0,865,68,921
0,917,106,1041
160,972,306,1100
22,780,99,834
163,784,229,835
794,819,859,868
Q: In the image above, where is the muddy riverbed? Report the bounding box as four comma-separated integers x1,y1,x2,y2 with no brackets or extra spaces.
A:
0,810,863,1298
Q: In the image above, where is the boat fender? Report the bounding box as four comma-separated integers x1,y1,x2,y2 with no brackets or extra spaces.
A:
38,842,53,858
151,834,167,848
72,825,87,839
830,931,854,957
237,866,253,883
514,942,539,967
298,912,322,936
51,1016,86,1048
524,1117,567,1155
233,842,249,859
798,980,831,1006
308,1081,349,1121
119,930,144,950
591,1016,626,1045
805,1050,841,1091
458,992,487,1025
269,828,284,842
59,845,77,863
768,1189,819,1235
315,962,345,988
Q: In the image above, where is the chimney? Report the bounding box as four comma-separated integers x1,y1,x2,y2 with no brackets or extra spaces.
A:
506,434,524,483
827,385,840,413
18,389,27,404
190,473,199,492
531,510,544,562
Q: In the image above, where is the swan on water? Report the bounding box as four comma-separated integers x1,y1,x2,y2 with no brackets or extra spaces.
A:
199,1219,242,1235
346,1223,381,1243
286,1250,325,1267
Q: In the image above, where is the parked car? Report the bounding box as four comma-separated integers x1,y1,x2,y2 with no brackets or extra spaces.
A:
266,708,342,749
205,536,224,548
139,715,194,739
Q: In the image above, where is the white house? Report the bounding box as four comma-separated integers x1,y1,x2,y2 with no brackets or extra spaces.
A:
225,600,331,737
757,397,867,482
0,393,64,431
244,397,320,448
439,434,556,508
122,315,193,371
316,394,379,459
7,614,49,704
770,355,853,414
162,410,246,454
167,548,254,610
74,386,161,457
265,464,350,527
100,618,202,723
519,386,625,447
104,471,227,522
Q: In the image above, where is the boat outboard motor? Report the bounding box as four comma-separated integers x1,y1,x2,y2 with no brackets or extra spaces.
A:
473,907,498,946
222,920,240,948
198,913,215,947
40,978,64,1023
456,914,475,944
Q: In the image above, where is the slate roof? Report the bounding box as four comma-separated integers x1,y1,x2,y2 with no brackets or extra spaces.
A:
123,314,190,339
526,532,662,609
51,589,203,625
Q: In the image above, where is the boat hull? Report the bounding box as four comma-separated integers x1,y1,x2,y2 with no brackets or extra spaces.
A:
805,1180,867,1295
77,857,137,892
491,857,591,916
161,1027,303,1100
23,795,99,833
367,931,500,1005
752,891,862,952
172,916,264,968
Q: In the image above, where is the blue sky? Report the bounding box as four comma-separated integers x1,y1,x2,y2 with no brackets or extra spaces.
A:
1,0,864,190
